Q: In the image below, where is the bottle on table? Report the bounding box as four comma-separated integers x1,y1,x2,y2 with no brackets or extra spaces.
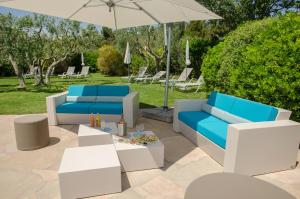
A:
90,113,95,127
96,113,101,128
118,114,127,137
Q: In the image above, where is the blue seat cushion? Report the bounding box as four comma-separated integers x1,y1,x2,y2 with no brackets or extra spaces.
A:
56,102,92,114
89,102,123,115
178,111,229,149
229,98,278,122
207,91,236,112
178,111,221,130
197,120,229,149
98,85,129,97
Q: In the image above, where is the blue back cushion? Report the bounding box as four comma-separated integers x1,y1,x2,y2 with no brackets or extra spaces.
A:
68,85,98,96
207,91,236,112
98,85,129,96
208,91,278,122
230,98,278,122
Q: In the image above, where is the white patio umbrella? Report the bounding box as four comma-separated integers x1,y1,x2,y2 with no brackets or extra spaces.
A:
0,0,221,29
0,0,221,120
185,40,191,66
185,39,191,79
124,42,131,80
81,52,85,66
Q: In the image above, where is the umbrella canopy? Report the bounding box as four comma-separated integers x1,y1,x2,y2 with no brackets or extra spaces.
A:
124,42,131,64
185,40,191,66
0,0,221,29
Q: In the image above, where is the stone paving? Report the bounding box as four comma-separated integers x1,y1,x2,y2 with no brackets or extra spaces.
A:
0,115,299,199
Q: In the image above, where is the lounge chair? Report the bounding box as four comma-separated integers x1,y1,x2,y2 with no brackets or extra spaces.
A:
159,68,193,86
71,66,89,78
58,66,75,78
175,75,205,93
122,67,148,82
135,71,166,84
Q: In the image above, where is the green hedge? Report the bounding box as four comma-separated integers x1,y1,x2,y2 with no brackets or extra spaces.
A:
202,13,300,121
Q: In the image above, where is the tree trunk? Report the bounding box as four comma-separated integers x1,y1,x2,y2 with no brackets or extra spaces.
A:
35,65,45,86
45,65,54,84
45,55,68,85
154,58,160,73
9,54,26,89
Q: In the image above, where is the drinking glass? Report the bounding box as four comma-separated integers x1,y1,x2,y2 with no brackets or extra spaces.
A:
101,119,106,131
135,124,144,135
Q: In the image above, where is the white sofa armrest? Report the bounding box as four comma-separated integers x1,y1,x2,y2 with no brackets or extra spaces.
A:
224,120,300,176
46,91,67,125
276,108,292,120
173,99,208,132
123,91,139,128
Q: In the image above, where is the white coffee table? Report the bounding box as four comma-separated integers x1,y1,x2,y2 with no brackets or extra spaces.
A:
114,131,164,172
78,123,118,146
58,145,121,199
78,123,164,172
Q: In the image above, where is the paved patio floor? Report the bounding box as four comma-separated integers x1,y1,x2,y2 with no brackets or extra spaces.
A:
0,115,299,199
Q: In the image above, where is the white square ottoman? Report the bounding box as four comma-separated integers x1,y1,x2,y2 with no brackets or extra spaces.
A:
58,145,121,199
78,123,117,146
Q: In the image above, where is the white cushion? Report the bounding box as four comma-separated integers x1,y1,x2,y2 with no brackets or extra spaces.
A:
202,103,250,124
95,96,123,102
66,96,96,102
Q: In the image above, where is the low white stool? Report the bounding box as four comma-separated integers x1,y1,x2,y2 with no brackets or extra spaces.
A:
58,145,121,199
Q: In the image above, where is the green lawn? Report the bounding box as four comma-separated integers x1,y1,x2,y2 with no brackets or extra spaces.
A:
0,73,207,114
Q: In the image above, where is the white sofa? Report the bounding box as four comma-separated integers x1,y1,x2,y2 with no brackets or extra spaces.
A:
46,85,139,128
173,91,300,176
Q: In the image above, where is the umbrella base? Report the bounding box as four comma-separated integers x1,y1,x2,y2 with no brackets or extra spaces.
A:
141,107,173,123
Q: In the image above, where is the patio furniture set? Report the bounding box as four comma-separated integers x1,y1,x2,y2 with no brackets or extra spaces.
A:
43,85,300,198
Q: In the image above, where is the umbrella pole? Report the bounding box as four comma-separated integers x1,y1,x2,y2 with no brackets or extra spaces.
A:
127,64,130,82
163,23,172,110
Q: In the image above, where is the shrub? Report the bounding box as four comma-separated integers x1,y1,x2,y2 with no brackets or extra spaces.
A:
202,13,300,121
97,45,126,76
84,50,99,72
130,54,147,75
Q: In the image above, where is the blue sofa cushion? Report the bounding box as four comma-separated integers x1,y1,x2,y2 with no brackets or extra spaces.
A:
230,98,278,122
207,91,236,112
89,102,123,115
178,111,221,131
208,91,278,122
98,85,129,97
56,102,92,114
178,111,229,149
67,85,98,102
197,120,229,149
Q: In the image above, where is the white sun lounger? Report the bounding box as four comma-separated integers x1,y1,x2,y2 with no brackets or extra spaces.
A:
159,68,193,86
135,71,166,84
121,67,148,82
175,75,205,93
71,66,89,78
58,66,75,78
